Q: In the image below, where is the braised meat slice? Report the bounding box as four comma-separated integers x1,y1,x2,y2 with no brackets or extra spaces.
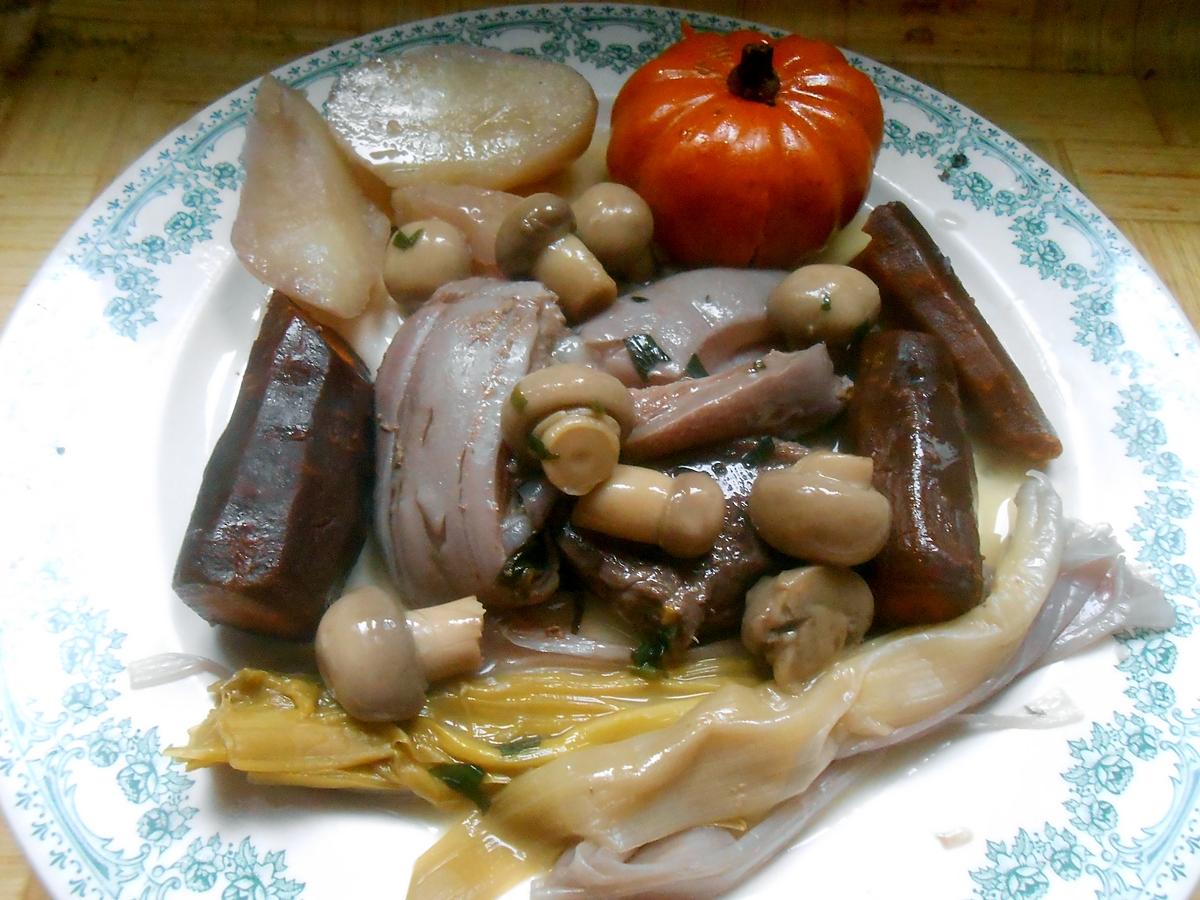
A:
623,347,848,461
557,438,804,657
375,277,568,609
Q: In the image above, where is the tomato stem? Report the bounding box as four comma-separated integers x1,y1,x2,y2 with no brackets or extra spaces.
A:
727,41,779,105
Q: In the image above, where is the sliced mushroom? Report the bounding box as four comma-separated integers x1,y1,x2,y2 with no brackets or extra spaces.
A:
495,192,617,322
571,182,655,282
315,586,484,721
768,264,880,349
502,363,634,496
749,450,891,566
571,464,726,558
742,565,874,686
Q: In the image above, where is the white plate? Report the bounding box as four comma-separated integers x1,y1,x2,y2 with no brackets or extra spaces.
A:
2,5,1199,898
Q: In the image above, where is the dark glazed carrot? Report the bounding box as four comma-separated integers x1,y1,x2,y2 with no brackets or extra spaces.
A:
849,331,984,626
173,292,374,640
851,201,1062,462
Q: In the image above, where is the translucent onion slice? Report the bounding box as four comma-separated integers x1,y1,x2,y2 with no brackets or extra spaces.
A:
128,652,232,689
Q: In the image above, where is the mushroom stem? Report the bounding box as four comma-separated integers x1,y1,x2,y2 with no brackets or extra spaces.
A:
405,595,485,682
533,234,617,322
572,464,726,558
533,407,622,496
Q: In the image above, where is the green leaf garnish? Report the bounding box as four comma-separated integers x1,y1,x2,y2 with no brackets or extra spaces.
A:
820,289,833,312
740,436,775,466
510,388,528,412
630,295,651,304
498,537,549,588
527,432,559,461
685,354,708,379
499,735,542,757
392,227,424,249
632,625,677,671
750,358,767,373
430,763,490,810
624,334,672,382
589,400,608,416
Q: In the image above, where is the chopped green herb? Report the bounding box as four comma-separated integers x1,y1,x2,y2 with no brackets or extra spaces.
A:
498,537,549,588
499,735,542,757
685,353,709,379
750,358,767,373
819,289,833,312
740,436,775,466
430,763,490,810
588,400,608,416
392,227,424,250
624,334,672,382
632,625,677,671
527,432,559,461
510,388,528,412
630,295,651,304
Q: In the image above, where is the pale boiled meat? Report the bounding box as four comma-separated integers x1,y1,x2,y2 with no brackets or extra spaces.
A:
231,76,391,319
391,183,520,272
375,278,568,609
623,348,850,460
575,269,788,386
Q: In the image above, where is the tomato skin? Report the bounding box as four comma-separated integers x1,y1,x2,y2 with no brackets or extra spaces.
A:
608,27,883,269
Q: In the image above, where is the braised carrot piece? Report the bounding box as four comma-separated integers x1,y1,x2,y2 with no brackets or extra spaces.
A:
849,330,984,626
851,201,1062,462
173,292,374,640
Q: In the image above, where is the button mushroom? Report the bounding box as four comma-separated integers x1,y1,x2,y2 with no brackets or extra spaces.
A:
571,182,655,282
494,192,617,322
767,264,881,349
384,218,473,307
315,586,484,722
742,565,874,687
501,363,634,496
749,450,891,566
572,464,726,558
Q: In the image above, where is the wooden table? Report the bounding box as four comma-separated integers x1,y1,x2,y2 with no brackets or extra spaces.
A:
1,1,1197,897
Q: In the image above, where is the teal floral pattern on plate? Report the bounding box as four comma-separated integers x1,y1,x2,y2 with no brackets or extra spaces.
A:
2,4,1198,898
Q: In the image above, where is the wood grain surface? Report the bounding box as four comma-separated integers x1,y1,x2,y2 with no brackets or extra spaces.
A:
1,1,1197,897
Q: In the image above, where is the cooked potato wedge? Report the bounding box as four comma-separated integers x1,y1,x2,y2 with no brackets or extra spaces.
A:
327,46,597,190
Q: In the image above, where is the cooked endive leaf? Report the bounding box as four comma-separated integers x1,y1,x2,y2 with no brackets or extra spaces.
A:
167,658,758,809
407,475,1068,899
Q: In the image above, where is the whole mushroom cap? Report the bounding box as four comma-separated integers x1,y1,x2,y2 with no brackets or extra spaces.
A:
742,565,874,686
315,585,429,722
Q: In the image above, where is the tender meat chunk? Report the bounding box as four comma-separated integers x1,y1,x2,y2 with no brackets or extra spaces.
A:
575,268,786,385
558,439,805,656
375,277,568,608
623,347,849,461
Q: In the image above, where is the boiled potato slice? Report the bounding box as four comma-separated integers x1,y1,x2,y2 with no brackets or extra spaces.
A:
327,46,598,190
